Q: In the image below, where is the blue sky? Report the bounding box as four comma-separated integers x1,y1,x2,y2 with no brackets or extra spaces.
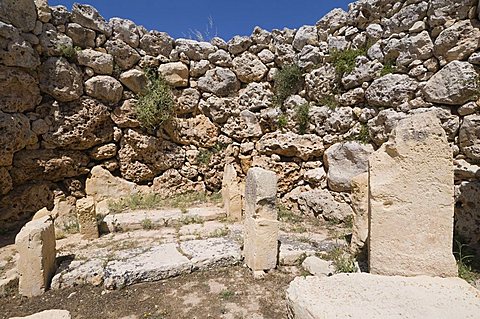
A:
48,0,352,41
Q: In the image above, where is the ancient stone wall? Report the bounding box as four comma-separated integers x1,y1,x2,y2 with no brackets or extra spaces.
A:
1,0,480,251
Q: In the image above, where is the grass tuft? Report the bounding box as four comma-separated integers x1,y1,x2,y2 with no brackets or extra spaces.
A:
295,103,310,135
330,48,367,76
274,64,304,108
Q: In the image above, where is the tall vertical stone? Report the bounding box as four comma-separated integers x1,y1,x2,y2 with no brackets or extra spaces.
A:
221,164,243,221
368,112,457,277
350,172,369,255
15,216,56,297
76,196,99,239
243,167,279,271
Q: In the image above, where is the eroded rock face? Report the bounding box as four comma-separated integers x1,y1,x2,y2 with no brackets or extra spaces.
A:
165,115,218,148
118,129,185,183
105,39,140,70
76,49,114,75
455,181,480,254
85,165,138,202
0,23,40,68
198,67,240,97
365,74,418,108
324,142,373,192
298,189,353,222
459,114,480,161
0,111,36,166
0,66,41,112
139,31,173,57
232,52,268,83
119,69,147,94
175,39,215,60
423,61,479,105
39,57,83,103
428,0,475,28
369,112,457,277
71,3,112,36
42,97,114,150
158,62,189,87
110,17,139,48
85,75,123,105
257,132,324,161
10,150,89,185
434,20,480,64
0,0,37,32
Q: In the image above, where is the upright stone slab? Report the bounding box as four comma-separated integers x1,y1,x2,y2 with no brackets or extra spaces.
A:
221,164,242,221
243,167,279,271
76,196,99,239
350,172,369,254
368,112,457,277
15,216,56,297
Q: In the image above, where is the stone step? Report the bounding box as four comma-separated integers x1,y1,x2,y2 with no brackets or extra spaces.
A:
102,206,225,232
287,273,480,319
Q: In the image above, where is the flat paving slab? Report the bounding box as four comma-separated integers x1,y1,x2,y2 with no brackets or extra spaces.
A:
287,273,480,319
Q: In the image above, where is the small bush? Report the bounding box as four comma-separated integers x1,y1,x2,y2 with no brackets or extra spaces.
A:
135,74,175,130
323,247,357,273
141,218,153,230
57,44,81,60
274,64,304,108
319,95,339,109
348,123,371,144
295,103,310,135
197,142,227,165
277,113,288,129
381,60,396,76
331,48,367,75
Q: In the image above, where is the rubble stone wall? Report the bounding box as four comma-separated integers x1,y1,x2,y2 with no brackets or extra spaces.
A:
1,0,480,251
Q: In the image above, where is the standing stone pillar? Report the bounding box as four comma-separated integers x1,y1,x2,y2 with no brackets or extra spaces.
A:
368,112,457,277
243,167,279,271
350,172,369,255
15,216,56,297
221,164,243,221
76,196,99,239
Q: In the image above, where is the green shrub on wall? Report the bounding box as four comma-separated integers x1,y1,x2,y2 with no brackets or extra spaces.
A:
331,47,367,75
274,64,304,108
295,103,310,135
135,73,175,130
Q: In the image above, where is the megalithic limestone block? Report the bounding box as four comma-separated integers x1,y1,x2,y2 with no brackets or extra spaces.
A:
350,172,369,255
15,216,57,297
368,112,457,277
221,164,243,221
243,167,279,271
76,196,99,239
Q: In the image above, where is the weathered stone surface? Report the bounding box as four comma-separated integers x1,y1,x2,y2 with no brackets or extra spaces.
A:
350,173,368,254
0,0,37,32
342,57,382,89
238,82,273,111
198,67,240,97
323,142,373,192
385,2,428,33
189,59,210,77
222,164,242,221
88,143,117,161
165,115,218,148
175,88,200,115
292,26,318,51
0,112,36,166
76,197,99,239
287,274,480,319
38,25,73,57
256,132,324,161
367,109,406,146
10,150,89,185
85,75,123,105
42,97,113,150
139,31,173,57
175,39,215,60
302,256,334,277
208,49,232,67
118,129,185,183
305,65,337,103
232,52,268,83
104,39,140,70
244,217,279,271
66,23,96,48
423,61,479,105
0,24,40,68
459,114,480,161
76,49,113,75
244,167,277,220
369,112,457,277
365,74,418,108
111,99,140,128
85,165,138,203
0,66,41,113
10,310,71,319
455,181,480,253
298,189,353,222
316,8,347,32
15,216,56,297
180,238,242,270
39,57,83,103
428,0,475,27
434,20,480,64
0,167,12,195
227,36,252,55
244,168,278,271
71,3,112,36
33,0,50,23
119,69,147,94
158,62,189,87
110,17,139,48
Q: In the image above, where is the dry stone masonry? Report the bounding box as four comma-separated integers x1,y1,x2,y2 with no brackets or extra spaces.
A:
243,167,279,272
0,0,480,258
368,112,458,277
